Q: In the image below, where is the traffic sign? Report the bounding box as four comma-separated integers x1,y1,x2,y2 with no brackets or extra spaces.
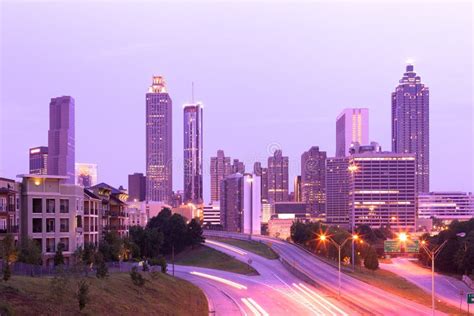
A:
468,293,474,304
384,240,400,253
406,240,420,253
384,239,420,253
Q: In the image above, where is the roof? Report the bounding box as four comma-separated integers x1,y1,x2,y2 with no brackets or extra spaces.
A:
84,188,101,200
17,174,69,179
90,182,124,195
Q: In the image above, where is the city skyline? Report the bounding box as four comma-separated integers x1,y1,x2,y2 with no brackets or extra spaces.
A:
1,1,472,203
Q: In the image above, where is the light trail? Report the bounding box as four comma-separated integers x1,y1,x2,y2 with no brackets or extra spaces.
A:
241,298,261,316
293,283,337,316
206,239,248,256
190,271,247,290
247,298,269,316
298,284,349,316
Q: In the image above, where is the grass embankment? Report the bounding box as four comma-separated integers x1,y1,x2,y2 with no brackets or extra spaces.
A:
0,272,208,316
347,267,461,315
174,245,258,275
211,237,279,260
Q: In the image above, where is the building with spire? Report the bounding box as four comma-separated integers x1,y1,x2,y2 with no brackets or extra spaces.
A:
146,76,173,202
392,63,430,193
183,102,203,204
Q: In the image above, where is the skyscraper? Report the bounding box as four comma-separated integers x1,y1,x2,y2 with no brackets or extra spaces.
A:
301,146,326,215
183,103,203,204
349,151,416,231
29,146,48,175
392,63,430,193
326,157,350,224
128,172,146,202
267,150,289,203
75,163,98,187
210,150,232,203
254,162,268,202
47,96,75,183
294,175,302,202
232,159,245,174
146,76,173,202
220,173,261,234
335,108,369,157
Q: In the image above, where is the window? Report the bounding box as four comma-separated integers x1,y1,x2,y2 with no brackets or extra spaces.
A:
46,238,55,253
46,218,55,232
32,218,42,233
60,219,69,232
46,199,55,213
33,238,42,252
32,198,42,213
60,199,69,213
59,238,69,251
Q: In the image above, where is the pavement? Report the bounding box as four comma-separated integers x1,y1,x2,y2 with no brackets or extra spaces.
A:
380,257,473,312
204,231,444,316
175,239,357,316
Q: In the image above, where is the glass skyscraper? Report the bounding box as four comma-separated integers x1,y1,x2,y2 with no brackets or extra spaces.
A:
183,103,203,204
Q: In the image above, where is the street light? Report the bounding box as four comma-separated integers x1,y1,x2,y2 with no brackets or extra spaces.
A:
318,233,360,296
420,232,465,316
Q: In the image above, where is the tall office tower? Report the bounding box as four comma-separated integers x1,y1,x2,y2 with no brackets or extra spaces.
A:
294,176,302,202
183,103,203,204
29,146,48,174
301,146,327,216
75,163,98,187
335,108,369,157
47,96,75,183
146,76,173,202
220,173,261,234
232,159,245,174
349,151,417,231
254,162,269,202
128,173,146,202
210,150,232,203
326,157,350,224
392,63,430,193
267,150,289,203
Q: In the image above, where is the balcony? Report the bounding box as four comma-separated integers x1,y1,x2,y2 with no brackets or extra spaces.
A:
103,225,127,231
0,225,19,234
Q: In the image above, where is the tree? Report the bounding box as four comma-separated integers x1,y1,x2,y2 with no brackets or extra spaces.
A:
82,243,96,274
364,246,379,272
54,242,65,266
95,252,108,279
1,234,17,282
147,207,172,231
18,238,42,275
130,266,145,287
99,231,124,262
187,218,204,249
144,228,163,258
356,225,378,244
76,279,89,311
49,266,70,315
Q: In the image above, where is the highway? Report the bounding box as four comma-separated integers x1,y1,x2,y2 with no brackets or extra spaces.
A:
204,231,444,316
176,239,357,316
380,257,472,312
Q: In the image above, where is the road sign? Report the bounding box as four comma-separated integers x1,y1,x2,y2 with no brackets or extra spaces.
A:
384,240,400,253
468,293,474,304
405,240,420,253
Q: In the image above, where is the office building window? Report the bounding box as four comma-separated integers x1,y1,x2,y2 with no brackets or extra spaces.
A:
33,198,42,213
60,199,69,213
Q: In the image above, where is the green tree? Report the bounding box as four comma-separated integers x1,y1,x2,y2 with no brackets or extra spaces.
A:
54,242,65,266
95,252,108,279
187,218,204,249
76,279,89,311
144,228,163,258
18,238,42,275
130,266,145,287
364,246,379,272
49,266,70,315
147,207,172,231
1,234,17,282
99,232,124,261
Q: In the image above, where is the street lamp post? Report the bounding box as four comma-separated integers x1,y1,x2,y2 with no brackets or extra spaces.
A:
319,233,359,296
420,232,465,316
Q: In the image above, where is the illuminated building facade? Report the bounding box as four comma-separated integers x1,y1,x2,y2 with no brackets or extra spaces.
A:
47,96,75,184
75,163,98,187
267,150,289,203
29,146,48,175
348,152,416,231
183,103,203,204
336,108,369,157
210,150,231,203
301,146,326,216
146,76,173,202
418,192,474,222
392,64,430,193
128,173,146,202
326,157,350,224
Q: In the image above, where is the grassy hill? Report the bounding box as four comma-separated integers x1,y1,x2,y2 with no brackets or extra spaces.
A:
0,272,208,316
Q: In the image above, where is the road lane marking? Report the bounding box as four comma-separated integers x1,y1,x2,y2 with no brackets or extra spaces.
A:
206,239,248,256
190,271,248,290
247,298,269,316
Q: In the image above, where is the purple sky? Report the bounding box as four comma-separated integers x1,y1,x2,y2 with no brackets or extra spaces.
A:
1,1,472,203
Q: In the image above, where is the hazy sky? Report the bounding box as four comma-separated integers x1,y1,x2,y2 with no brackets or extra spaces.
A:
1,1,472,203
